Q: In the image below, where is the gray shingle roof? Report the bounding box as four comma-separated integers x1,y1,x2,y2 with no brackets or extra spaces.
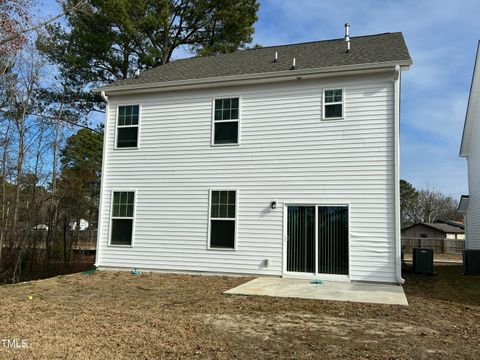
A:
425,223,464,234
102,32,411,90
402,223,465,234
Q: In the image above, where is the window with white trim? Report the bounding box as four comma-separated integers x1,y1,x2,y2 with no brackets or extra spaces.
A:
209,190,236,249
117,105,139,148
110,191,134,245
323,89,343,119
213,98,239,145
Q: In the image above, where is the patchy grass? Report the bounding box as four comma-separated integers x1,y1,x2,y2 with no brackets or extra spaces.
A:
0,266,479,359
404,265,480,306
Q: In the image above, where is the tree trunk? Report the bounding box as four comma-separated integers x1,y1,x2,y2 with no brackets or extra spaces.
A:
12,124,24,230
63,216,68,267
0,122,12,268
46,119,61,271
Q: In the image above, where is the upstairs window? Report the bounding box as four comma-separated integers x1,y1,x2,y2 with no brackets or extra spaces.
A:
323,89,343,119
117,105,139,148
213,98,239,145
209,190,237,249
110,191,135,246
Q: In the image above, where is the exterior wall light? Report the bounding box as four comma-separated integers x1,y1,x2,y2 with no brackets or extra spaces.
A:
270,200,277,209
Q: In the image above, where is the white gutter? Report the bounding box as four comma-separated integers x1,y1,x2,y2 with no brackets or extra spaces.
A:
393,65,404,284
94,90,109,267
95,60,412,96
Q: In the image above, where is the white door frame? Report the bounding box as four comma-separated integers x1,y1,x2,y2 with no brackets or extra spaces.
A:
282,202,351,282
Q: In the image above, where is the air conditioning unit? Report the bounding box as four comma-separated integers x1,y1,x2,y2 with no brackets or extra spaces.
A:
463,250,480,275
412,248,434,274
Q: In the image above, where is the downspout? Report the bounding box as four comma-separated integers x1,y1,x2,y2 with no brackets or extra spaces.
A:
393,65,404,284
95,91,109,267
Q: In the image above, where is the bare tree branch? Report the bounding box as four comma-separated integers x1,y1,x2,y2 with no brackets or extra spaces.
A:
33,113,101,134
0,1,87,46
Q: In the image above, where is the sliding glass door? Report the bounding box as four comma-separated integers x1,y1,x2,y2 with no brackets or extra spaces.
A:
287,206,315,273
317,206,349,275
286,205,348,276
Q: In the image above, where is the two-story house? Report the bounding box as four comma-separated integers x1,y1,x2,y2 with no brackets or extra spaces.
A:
94,30,412,283
459,40,480,275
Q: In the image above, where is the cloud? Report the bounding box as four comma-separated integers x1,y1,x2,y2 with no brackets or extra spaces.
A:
37,0,476,198
255,0,477,197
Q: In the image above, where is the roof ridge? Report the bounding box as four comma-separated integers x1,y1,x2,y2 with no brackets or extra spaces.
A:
243,32,397,51
169,32,399,63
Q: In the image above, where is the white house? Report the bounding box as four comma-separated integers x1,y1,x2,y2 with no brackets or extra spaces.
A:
94,30,412,283
459,40,480,275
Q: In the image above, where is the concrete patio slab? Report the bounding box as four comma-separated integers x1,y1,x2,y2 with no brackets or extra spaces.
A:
225,277,408,306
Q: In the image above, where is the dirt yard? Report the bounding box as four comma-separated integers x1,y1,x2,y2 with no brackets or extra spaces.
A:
0,266,479,359
403,252,463,263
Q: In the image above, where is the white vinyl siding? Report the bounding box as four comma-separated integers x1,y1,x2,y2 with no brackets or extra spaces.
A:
96,72,397,282
466,108,480,249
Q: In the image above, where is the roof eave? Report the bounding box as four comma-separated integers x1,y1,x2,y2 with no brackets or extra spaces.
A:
460,41,480,157
458,195,470,213
94,60,412,95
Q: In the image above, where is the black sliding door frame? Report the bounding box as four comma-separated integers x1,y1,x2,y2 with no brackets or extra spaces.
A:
284,203,350,278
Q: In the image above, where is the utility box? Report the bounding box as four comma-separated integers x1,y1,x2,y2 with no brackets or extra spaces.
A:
412,248,434,274
463,250,480,275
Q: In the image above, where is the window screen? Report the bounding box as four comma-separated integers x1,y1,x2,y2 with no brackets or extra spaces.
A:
210,190,236,249
117,105,139,148
111,191,134,245
213,98,239,145
324,89,343,119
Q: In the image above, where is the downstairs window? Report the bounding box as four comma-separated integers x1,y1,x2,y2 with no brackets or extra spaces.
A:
110,191,135,246
209,190,236,249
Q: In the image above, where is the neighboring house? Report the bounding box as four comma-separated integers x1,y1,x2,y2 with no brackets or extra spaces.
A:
434,219,465,230
94,29,412,283
401,223,465,240
459,40,480,274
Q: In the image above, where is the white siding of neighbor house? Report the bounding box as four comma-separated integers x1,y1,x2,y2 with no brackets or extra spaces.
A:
96,72,398,283
466,107,480,250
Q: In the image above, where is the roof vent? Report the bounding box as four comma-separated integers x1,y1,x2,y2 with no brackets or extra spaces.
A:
291,57,296,70
345,23,350,53
274,51,278,63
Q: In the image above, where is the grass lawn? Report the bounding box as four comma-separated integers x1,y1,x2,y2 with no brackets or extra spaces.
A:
0,266,479,359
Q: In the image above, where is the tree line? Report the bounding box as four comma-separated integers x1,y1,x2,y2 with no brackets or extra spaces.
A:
400,179,462,225
0,0,260,283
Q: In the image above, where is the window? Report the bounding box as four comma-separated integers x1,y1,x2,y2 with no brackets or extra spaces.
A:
209,190,236,249
323,89,343,119
213,98,239,145
110,191,135,246
117,105,139,148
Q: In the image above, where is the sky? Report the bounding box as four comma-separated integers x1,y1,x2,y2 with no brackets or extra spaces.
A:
38,0,479,199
